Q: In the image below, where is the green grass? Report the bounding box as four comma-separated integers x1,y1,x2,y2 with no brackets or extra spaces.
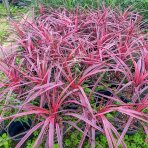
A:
0,20,9,43
0,4,27,17
0,131,148,148
0,4,27,43
27,0,148,19
1,1,148,18
63,129,148,148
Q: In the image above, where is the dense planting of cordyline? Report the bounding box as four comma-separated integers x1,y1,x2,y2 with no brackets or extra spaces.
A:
0,6,148,148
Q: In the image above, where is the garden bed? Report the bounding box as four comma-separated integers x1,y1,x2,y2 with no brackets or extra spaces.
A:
0,1,148,148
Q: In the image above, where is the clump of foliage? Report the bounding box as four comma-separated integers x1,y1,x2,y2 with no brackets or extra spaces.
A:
64,130,148,148
124,132,148,148
0,133,11,148
1,131,147,148
0,5,147,148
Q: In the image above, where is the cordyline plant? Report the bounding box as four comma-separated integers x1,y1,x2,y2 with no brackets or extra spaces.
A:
0,5,148,148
